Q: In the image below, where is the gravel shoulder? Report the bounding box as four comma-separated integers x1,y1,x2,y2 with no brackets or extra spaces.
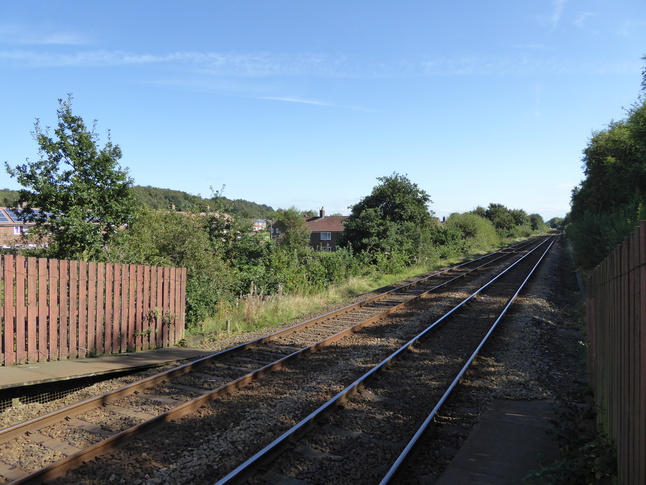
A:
412,235,589,481
1,236,588,484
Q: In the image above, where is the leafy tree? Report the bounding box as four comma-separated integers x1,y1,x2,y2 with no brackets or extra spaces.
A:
547,217,564,230
528,213,546,232
5,96,135,261
273,207,311,252
570,119,639,220
106,209,235,325
340,173,435,263
509,208,530,227
471,206,487,219
568,91,646,268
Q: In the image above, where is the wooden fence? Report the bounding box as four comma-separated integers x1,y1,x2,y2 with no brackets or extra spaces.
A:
1,255,186,366
586,221,646,485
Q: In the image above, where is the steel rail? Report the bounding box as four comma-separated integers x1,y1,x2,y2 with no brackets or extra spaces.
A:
3,239,544,484
213,236,555,485
379,235,557,484
0,238,534,446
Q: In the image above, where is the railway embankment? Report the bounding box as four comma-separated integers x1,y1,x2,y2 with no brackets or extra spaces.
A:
0,236,600,484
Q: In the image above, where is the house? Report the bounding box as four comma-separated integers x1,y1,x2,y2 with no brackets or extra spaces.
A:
271,208,348,251
0,207,36,248
304,208,347,251
253,219,267,232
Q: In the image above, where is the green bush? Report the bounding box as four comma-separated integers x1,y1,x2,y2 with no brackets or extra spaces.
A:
106,209,235,325
566,202,644,270
445,212,500,251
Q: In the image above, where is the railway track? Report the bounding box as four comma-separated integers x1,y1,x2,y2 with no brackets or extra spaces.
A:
0,236,554,484
217,235,556,484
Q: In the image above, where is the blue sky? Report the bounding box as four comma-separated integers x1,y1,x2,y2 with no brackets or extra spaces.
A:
1,1,644,221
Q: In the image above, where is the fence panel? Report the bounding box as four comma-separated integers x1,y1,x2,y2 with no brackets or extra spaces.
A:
586,221,646,485
0,255,186,366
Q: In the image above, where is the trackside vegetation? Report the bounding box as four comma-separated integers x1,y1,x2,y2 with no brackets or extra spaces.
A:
4,99,549,332
567,57,646,270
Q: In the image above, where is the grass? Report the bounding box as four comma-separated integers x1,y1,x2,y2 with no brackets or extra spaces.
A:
189,246,497,341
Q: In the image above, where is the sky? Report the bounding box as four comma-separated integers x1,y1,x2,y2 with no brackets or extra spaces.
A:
1,1,645,221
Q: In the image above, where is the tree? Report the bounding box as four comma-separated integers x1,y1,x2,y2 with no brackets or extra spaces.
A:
340,173,435,262
273,207,311,252
568,93,646,268
106,209,235,325
5,96,135,260
483,203,515,235
528,213,546,232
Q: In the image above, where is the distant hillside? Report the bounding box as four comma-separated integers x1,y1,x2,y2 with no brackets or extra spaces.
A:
0,189,18,207
0,186,276,220
132,186,276,219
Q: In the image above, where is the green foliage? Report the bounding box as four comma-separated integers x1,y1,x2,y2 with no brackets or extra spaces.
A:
132,185,208,212
0,189,19,207
5,95,135,261
445,212,500,251
473,203,544,239
132,185,275,219
529,213,547,232
340,172,436,264
568,91,646,269
547,217,565,230
524,390,616,484
273,207,311,252
106,209,235,325
485,203,517,236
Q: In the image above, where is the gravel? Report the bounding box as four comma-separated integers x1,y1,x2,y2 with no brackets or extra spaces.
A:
0,236,587,485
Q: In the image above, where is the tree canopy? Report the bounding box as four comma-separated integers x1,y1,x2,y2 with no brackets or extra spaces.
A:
131,185,275,219
568,95,646,268
5,96,135,261
273,207,311,252
471,203,543,238
340,173,436,262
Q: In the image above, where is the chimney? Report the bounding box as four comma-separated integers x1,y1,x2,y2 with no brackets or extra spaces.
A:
319,207,325,218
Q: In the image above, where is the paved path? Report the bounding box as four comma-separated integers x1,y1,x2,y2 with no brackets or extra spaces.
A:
0,347,215,389
436,399,558,485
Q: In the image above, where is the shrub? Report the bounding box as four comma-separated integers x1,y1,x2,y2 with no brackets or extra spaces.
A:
106,209,235,325
446,212,500,250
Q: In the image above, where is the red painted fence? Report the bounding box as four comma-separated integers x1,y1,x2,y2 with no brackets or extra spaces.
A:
586,221,646,485
1,255,186,366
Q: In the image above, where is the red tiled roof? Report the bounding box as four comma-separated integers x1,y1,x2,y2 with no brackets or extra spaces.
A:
304,215,347,232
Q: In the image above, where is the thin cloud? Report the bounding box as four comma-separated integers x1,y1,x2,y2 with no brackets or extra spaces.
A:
0,48,350,77
1,47,641,81
0,24,90,45
550,0,567,29
419,55,640,77
537,0,567,30
574,12,594,28
260,96,379,112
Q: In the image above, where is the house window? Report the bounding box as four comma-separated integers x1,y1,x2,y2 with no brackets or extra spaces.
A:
320,232,331,240
13,226,24,236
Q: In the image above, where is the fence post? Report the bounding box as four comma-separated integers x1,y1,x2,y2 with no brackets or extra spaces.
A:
78,261,87,358
27,257,38,363
15,255,26,364
38,258,48,362
69,260,78,360
3,255,15,366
